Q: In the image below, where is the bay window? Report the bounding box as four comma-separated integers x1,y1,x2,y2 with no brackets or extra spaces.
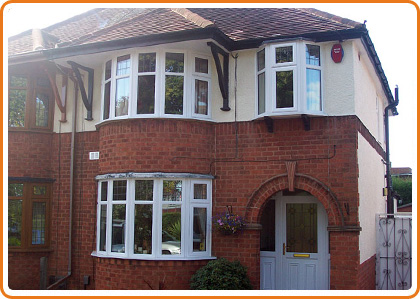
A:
257,42,323,116
102,49,211,121
96,175,212,259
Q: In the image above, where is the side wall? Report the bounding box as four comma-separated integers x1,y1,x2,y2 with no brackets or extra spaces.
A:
357,132,386,264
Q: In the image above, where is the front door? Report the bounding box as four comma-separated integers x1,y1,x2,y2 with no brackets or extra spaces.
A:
260,193,329,290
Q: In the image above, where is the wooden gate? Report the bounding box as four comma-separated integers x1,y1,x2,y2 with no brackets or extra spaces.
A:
376,214,412,290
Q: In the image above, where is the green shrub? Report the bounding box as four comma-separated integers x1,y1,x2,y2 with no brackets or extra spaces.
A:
190,258,253,290
393,177,412,206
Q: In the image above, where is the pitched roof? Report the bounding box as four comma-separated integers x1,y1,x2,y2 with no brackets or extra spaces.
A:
8,8,363,56
391,167,412,176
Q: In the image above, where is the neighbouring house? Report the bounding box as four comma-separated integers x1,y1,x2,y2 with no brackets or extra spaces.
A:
7,8,399,291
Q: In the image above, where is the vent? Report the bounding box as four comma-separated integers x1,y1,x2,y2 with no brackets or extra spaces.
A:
89,152,99,160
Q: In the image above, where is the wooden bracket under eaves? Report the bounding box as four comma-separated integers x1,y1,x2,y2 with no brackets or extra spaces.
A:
207,42,230,111
67,61,94,121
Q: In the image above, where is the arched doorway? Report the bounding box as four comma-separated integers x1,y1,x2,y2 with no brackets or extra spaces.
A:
260,190,329,290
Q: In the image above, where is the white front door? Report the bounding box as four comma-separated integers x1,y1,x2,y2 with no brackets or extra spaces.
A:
260,194,329,290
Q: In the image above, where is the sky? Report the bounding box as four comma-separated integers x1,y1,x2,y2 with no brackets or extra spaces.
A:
3,3,417,170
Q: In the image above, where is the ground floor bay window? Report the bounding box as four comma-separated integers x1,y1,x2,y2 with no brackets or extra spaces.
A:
95,173,212,260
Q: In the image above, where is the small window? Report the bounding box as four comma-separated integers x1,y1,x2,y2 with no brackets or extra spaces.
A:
193,183,208,200
165,53,184,73
195,58,208,74
306,45,320,66
115,55,130,117
163,180,182,201
135,180,153,201
275,46,293,64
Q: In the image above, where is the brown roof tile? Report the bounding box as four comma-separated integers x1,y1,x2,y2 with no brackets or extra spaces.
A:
8,8,362,56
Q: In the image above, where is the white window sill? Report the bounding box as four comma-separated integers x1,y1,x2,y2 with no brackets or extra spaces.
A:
91,251,217,261
255,111,327,120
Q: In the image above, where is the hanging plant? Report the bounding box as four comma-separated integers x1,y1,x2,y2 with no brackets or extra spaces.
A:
212,208,246,235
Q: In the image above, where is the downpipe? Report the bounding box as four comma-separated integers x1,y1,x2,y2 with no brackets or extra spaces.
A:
384,86,399,215
47,73,78,290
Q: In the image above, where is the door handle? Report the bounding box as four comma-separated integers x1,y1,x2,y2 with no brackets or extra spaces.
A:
283,243,290,255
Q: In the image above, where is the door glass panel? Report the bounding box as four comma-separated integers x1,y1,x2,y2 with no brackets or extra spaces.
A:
260,200,275,251
286,203,317,253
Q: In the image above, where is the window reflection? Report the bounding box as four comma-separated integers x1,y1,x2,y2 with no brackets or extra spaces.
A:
306,69,321,111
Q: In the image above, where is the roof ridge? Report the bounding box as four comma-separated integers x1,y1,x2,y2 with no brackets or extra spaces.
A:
170,8,214,28
60,8,162,47
297,8,363,29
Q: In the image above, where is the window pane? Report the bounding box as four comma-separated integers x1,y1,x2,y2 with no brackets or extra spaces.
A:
35,93,49,127
103,82,111,120
195,80,208,115
134,205,153,254
286,203,317,253
193,184,207,200
8,183,23,197
137,75,155,114
162,204,181,255
258,72,265,114
193,208,207,252
101,182,108,202
260,200,275,251
99,205,107,251
33,185,46,196
116,55,130,76
105,60,112,80
10,76,27,88
9,89,27,127
115,77,129,117
165,76,183,115
113,181,127,201
195,58,208,74
306,45,321,66
138,53,156,73
135,180,154,201
32,202,46,245
111,204,126,253
8,199,22,246
257,49,265,71
306,69,321,111
163,180,182,201
276,71,294,108
275,46,293,63
165,53,184,73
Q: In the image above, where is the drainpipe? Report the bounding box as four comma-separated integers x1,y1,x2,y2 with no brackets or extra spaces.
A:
384,86,399,215
47,73,78,289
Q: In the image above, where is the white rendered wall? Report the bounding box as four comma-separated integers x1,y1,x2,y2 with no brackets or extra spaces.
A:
322,41,356,116
357,132,387,263
353,41,387,145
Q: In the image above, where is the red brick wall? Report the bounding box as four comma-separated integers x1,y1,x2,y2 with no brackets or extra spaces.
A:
358,255,376,290
9,116,379,290
94,258,208,290
8,252,49,290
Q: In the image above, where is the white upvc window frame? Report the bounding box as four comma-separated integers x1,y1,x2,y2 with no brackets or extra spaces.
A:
95,176,213,260
256,48,267,116
256,41,325,118
101,48,212,122
191,54,212,119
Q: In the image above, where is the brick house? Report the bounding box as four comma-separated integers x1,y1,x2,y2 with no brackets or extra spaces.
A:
7,8,398,290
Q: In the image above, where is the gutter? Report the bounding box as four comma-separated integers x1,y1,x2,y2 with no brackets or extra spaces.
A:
384,86,399,215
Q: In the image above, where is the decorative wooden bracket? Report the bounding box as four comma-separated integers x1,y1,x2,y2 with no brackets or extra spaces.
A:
67,61,94,121
285,161,297,191
207,42,230,111
264,116,274,133
301,114,311,131
42,65,67,122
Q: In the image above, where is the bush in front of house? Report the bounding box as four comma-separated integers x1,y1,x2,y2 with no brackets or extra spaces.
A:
190,258,253,290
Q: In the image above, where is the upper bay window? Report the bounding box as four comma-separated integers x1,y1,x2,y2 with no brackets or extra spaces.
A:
96,175,212,260
257,42,323,117
102,49,211,121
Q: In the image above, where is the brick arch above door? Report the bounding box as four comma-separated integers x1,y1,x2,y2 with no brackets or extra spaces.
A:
245,173,347,229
